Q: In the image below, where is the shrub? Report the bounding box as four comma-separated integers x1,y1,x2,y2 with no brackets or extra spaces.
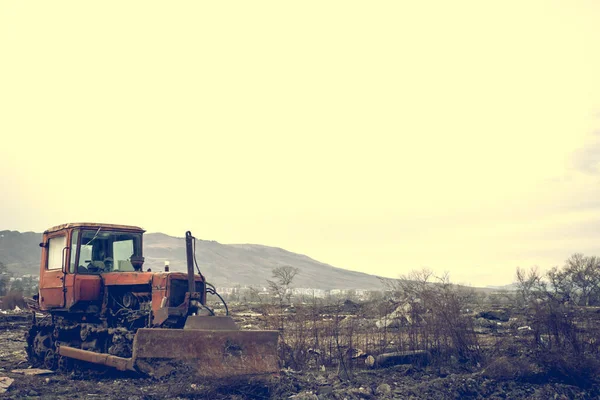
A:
481,356,540,381
1,291,27,310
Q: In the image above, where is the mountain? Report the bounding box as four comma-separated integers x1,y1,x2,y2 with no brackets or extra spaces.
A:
0,230,388,290
0,230,41,275
485,283,518,291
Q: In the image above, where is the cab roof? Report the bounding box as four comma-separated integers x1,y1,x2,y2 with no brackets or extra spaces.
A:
44,223,145,234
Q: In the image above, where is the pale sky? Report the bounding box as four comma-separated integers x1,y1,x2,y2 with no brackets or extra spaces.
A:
1,1,599,287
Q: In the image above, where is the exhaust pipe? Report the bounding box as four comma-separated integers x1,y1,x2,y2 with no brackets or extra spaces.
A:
185,231,195,294
184,231,204,316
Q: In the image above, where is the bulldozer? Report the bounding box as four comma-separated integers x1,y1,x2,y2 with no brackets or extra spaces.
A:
26,222,279,378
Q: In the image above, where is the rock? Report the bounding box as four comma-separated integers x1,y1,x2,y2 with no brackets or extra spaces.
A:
342,299,360,313
374,302,428,329
474,318,497,329
477,310,509,322
0,377,14,394
28,389,39,396
376,383,392,397
346,386,373,398
375,316,407,329
315,374,328,385
318,385,333,396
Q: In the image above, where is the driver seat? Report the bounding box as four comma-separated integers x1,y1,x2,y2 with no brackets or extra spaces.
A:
89,260,106,270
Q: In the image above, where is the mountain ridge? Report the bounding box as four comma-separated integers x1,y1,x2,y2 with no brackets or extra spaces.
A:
0,229,389,290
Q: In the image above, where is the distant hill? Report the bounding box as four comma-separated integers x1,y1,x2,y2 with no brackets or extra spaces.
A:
0,230,41,275
0,230,388,290
485,283,518,291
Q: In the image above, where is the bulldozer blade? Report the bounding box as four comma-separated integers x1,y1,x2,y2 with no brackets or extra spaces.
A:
131,328,279,379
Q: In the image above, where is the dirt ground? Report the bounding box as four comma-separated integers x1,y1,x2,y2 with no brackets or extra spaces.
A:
1,312,599,399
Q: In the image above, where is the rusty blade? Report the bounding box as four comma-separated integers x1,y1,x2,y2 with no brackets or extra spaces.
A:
131,328,279,378
183,315,239,330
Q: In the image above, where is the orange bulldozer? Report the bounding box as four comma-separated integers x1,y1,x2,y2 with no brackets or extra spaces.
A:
26,222,278,378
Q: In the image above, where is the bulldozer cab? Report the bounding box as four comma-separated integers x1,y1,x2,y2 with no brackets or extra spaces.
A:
38,223,146,310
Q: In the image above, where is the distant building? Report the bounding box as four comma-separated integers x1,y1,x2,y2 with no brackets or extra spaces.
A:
291,288,327,298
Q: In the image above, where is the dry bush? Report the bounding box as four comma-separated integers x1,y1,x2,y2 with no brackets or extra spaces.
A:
516,267,592,354
514,266,600,386
260,296,366,378
481,356,540,381
388,270,481,365
1,291,26,310
538,349,600,387
263,272,481,377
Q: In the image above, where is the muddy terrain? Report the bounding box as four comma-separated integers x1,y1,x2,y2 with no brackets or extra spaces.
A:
0,306,599,399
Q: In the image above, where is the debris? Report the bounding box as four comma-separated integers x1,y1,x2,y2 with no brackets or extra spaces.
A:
308,348,321,356
477,310,509,322
517,326,532,331
317,385,333,396
0,376,14,394
347,386,372,397
282,368,301,375
11,368,54,376
365,350,428,368
347,347,366,359
341,299,360,313
375,303,418,328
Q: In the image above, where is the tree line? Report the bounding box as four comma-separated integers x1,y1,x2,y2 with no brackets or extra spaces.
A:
517,253,600,306
0,261,38,298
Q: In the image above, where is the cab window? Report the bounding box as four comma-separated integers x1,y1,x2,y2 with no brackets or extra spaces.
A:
69,230,79,273
76,229,142,274
47,235,66,270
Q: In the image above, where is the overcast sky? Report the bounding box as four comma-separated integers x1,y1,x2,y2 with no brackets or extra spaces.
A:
1,1,599,287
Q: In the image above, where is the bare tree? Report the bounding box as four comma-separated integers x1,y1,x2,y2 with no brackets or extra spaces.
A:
266,266,299,367
0,261,10,297
267,265,299,305
563,254,600,306
546,265,575,304
515,266,546,305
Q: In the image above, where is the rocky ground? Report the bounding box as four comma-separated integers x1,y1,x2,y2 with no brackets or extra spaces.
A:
0,310,599,399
